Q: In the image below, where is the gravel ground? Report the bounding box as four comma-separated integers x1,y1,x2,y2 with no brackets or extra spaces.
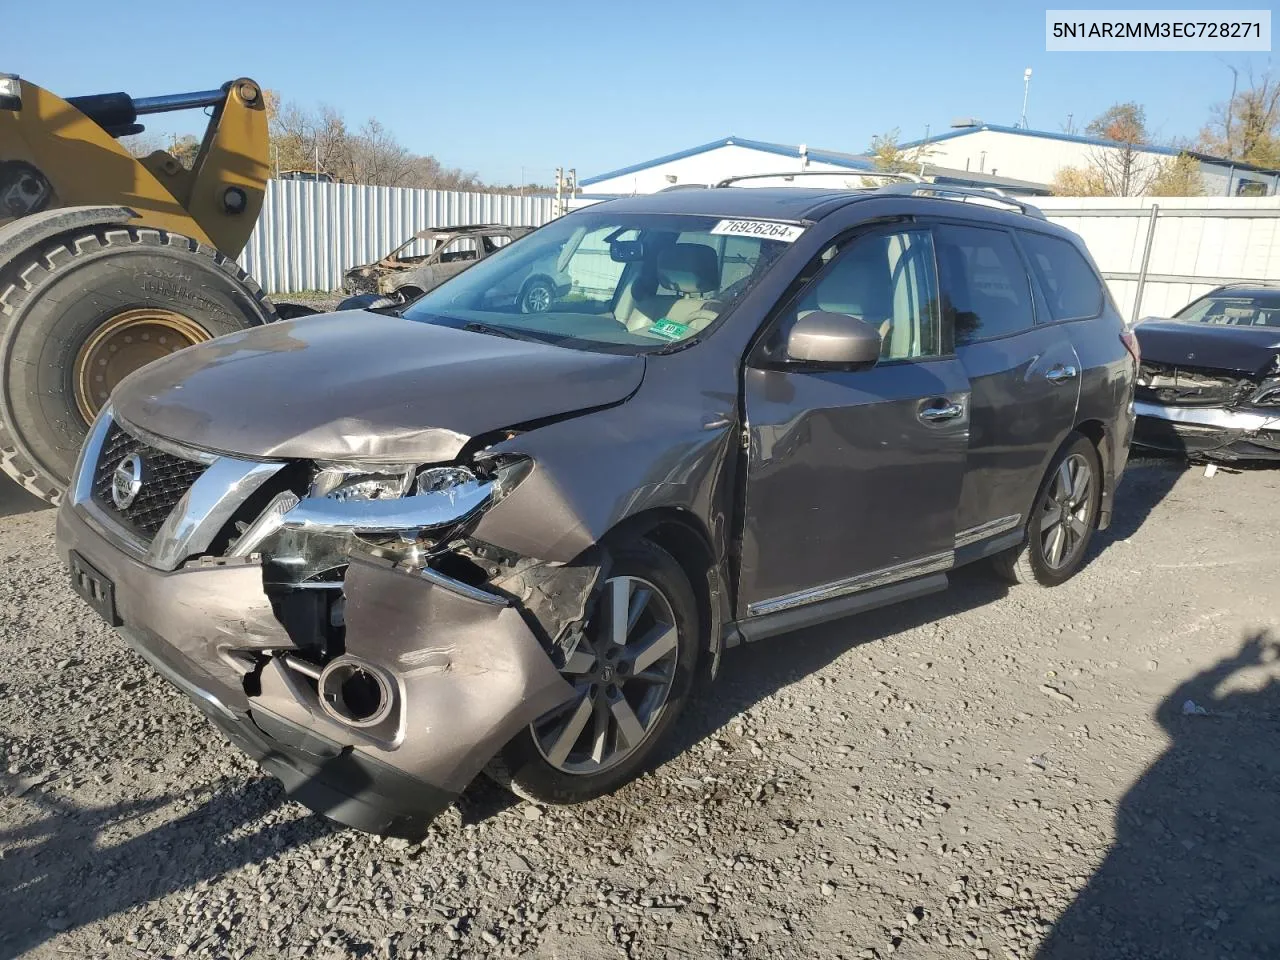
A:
2,456,1278,960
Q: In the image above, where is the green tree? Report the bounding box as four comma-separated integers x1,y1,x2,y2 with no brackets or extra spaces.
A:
1148,153,1206,197
1050,165,1107,196
866,128,935,175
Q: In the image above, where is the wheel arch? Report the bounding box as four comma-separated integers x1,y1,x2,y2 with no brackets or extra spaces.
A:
1073,418,1114,530
600,507,729,678
520,272,556,291
389,283,425,301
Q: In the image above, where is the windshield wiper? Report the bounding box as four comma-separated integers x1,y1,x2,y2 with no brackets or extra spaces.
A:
462,321,553,344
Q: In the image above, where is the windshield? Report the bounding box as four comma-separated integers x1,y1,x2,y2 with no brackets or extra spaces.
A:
401,212,793,352
1174,292,1280,328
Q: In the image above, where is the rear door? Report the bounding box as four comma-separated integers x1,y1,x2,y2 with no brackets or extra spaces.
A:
738,226,970,616
933,222,1081,544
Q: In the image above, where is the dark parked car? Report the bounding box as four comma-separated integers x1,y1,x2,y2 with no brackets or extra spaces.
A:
58,184,1135,838
1132,283,1280,460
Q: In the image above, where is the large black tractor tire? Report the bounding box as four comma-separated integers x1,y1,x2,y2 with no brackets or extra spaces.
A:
0,225,276,503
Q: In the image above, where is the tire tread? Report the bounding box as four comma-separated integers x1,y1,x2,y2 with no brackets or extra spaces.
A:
0,223,276,503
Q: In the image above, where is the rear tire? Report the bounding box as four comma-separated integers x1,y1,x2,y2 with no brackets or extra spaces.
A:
0,225,275,502
489,540,700,805
991,433,1103,587
519,277,555,314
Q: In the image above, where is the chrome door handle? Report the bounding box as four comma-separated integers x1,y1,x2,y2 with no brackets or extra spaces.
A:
919,402,964,423
1045,364,1079,384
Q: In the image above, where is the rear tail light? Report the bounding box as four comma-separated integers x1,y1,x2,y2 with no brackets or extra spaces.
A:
1120,330,1141,370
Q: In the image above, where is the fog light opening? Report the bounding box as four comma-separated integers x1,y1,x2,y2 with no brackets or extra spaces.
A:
317,658,393,728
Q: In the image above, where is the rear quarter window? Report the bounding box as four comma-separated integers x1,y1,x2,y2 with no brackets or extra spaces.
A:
1018,231,1105,322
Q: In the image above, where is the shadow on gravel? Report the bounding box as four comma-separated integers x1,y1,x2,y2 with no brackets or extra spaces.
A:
1088,454,1185,558
666,564,1011,763
1039,630,1280,960
0,772,334,956
0,476,51,519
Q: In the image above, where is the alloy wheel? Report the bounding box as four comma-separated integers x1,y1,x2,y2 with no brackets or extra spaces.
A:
1039,452,1093,570
531,575,680,775
522,282,552,313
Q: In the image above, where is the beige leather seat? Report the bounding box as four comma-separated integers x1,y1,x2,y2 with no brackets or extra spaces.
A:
802,243,894,353
620,243,723,334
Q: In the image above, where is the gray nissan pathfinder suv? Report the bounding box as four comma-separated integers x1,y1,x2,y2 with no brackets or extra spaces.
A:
57,184,1136,838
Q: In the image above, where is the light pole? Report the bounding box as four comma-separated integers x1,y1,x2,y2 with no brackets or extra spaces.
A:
1020,68,1033,129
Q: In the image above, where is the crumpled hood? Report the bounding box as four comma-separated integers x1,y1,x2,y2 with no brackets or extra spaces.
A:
112,311,645,463
1135,319,1280,377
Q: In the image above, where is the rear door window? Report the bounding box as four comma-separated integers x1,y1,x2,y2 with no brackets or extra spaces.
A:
1017,231,1105,321
933,224,1035,345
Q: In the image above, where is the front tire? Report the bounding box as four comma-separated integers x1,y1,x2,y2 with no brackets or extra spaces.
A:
0,225,274,502
490,540,700,805
991,433,1103,587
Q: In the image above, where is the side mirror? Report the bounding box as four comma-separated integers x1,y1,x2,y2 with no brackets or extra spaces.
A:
784,311,882,368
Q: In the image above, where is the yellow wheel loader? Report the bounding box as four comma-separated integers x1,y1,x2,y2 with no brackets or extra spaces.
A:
0,74,309,503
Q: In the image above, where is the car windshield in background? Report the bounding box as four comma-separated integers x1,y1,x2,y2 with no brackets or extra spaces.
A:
1173,291,1280,327
402,213,793,352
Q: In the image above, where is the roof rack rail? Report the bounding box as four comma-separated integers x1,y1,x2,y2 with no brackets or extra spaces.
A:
873,183,1046,219
714,169,922,188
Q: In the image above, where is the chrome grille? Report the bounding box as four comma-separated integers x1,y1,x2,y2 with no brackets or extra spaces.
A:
90,422,209,540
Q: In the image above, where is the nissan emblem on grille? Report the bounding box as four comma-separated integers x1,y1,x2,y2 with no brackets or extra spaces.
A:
111,454,144,510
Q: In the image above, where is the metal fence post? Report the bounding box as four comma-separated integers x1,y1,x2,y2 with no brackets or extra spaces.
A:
1131,203,1159,325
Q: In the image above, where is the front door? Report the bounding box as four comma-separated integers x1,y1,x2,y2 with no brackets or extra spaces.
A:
932,223,1082,540
739,226,970,617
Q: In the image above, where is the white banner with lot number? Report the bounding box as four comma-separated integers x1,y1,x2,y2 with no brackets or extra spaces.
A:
710,220,806,243
1046,10,1271,51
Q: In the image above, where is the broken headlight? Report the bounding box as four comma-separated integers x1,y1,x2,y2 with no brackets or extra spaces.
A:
244,457,528,584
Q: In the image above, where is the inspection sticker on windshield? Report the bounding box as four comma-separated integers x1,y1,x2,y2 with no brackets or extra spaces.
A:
710,219,805,243
647,319,689,341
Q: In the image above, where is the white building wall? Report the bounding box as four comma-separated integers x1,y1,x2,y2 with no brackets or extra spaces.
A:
921,129,1277,196
583,144,858,196
919,130,1175,188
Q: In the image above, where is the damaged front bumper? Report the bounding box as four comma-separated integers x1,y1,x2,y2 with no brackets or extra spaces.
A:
55,413,583,839
1133,400,1280,460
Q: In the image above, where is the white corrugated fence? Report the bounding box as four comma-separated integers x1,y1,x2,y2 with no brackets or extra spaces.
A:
239,180,556,294
1036,196,1280,320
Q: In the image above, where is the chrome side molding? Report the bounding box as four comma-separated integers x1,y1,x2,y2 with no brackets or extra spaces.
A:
955,514,1022,549
747,550,955,618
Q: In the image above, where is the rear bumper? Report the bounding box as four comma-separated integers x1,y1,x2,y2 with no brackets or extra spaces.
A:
56,500,575,839
1133,400,1280,460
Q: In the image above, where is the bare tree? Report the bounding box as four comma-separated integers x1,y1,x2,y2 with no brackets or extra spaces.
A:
1199,67,1280,166
1051,102,1161,196
265,97,510,190
121,132,201,170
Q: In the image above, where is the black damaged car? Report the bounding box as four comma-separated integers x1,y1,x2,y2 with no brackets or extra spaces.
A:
1133,284,1280,460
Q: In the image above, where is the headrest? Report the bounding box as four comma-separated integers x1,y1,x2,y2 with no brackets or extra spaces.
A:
657,243,719,295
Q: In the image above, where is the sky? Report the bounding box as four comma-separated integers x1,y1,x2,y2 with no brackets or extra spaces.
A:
7,1,1274,184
